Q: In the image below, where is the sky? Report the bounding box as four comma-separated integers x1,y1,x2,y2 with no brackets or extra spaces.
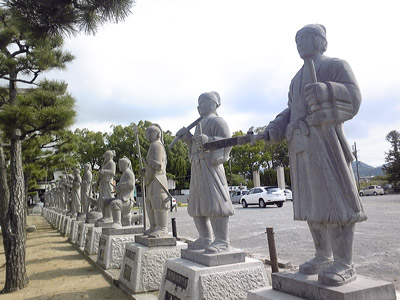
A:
44,0,400,167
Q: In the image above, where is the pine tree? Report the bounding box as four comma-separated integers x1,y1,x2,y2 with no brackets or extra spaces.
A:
0,0,134,292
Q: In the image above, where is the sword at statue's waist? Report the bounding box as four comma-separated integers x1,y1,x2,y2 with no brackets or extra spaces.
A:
203,131,268,151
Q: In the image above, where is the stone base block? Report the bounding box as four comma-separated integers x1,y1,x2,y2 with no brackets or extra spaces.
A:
69,220,82,243
53,212,61,228
62,217,73,236
96,221,114,228
135,235,176,247
119,241,188,294
272,271,397,300
84,226,103,255
97,233,137,269
158,257,268,300
57,214,65,231
247,287,303,300
77,223,94,247
102,225,144,236
181,248,246,267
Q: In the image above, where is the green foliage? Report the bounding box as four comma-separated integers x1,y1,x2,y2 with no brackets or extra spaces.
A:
228,126,289,183
74,128,107,171
0,80,76,139
383,130,400,187
5,0,135,36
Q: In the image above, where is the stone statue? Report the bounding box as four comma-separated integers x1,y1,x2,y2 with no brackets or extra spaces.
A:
264,24,367,286
61,177,69,211
71,168,82,216
177,91,233,253
97,150,116,223
103,157,135,229
81,163,93,215
143,124,170,238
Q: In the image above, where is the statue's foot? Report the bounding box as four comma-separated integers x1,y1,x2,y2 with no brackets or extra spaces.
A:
299,256,333,275
204,239,230,254
144,227,155,236
188,237,212,250
97,217,112,223
318,263,356,286
148,228,168,238
111,222,122,229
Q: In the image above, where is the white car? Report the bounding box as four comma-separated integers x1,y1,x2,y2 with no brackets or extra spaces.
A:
284,189,292,201
240,187,286,208
230,190,249,204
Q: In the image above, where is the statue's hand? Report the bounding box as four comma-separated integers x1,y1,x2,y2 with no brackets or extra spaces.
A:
194,134,208,149
265,123,280,143
176,127,188,137
305,82,331,113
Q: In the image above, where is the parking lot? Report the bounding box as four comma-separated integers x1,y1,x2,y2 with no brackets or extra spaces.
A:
170,194,400,289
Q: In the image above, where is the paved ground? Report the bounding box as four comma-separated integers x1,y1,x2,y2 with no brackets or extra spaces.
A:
170,194,400,290
0,194,398,299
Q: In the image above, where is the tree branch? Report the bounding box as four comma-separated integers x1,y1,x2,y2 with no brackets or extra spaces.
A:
0,75,40,85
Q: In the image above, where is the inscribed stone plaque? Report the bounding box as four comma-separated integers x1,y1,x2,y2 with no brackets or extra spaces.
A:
99,249,104,261
123,264,132,281
125,249,136,261
166,268,188,289
165,291,181,300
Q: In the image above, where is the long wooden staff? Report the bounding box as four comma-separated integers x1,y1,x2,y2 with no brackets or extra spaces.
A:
133,124,147,231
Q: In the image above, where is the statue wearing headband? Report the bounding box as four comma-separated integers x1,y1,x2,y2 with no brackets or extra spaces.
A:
264,24,366,286
142,124,170,237
176,91,233,253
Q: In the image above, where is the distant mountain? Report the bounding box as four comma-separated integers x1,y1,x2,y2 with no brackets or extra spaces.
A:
351,161,385,177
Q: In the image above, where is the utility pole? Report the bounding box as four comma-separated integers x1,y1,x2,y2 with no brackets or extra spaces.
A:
352,142,361,190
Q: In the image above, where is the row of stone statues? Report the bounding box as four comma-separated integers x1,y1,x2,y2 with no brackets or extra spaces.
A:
45,125,170,234
45,24,365,287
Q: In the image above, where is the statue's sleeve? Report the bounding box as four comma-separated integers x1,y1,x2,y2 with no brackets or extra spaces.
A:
208,117,231,166
325,58,361,121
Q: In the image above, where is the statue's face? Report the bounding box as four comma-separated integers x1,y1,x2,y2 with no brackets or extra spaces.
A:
118,160,128,172
296,32,317,59
197,98,214,116
146,129,159,142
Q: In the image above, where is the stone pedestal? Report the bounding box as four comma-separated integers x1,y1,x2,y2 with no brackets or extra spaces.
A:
62,216,73,236
119,237,187,294
58,214,66,231
56,213,64,230
158,256,268,300
96,225,144,270
181,248,246,267
269,271,397,300
77,223,94,248
69,220,82,243
84,226,103,255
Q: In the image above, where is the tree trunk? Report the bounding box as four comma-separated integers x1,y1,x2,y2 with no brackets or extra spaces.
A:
0,141,10,226
1,69,28,293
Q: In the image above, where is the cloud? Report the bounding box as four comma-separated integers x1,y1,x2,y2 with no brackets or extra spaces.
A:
41,0,400,167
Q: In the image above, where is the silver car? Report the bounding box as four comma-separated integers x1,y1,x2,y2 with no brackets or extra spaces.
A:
240,187,286,208
359,185,385,196
230,190,248,204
